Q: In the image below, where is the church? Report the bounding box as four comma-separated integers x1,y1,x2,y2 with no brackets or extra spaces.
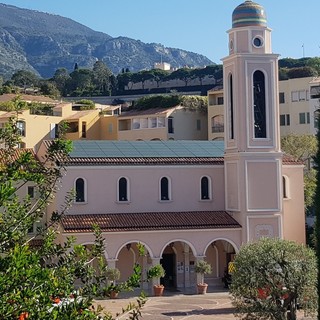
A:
41,0,306,291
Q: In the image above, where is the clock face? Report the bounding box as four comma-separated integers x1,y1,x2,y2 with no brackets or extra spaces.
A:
253,36,263,48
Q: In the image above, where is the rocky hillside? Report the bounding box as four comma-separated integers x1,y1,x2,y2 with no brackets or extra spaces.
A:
0,3,213,78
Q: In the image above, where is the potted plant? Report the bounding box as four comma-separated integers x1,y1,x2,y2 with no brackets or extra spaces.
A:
105,267,121,299
147,264,165,296
195,260,212,294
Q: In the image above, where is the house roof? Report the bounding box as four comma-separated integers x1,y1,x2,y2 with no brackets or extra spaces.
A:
0,94,58,104
61,211,241,233
70,140,225,158
64,110,97,120
60,140,225,166
0,148,35,165
41,140,301,167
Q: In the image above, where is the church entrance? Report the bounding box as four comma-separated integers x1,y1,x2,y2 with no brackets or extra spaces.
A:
160,253,175,288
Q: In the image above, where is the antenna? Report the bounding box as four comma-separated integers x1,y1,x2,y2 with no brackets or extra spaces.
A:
302,44,305,58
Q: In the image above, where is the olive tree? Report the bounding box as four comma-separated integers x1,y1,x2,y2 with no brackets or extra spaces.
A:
230,237,317,320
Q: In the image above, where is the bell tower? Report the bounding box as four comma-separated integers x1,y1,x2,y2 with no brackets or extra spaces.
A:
223,0,283,242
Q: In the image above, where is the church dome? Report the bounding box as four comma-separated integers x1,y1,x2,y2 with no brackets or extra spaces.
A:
232,0,267,28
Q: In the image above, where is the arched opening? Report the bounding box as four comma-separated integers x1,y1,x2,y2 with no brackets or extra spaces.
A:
253,70,267,138
160,177,170,201
204,239,237,289
211,115,224,133
118,177,128,201
75,177,85,202
200,176,211,200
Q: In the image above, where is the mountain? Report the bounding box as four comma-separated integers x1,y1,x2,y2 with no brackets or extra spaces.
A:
0,3,213,79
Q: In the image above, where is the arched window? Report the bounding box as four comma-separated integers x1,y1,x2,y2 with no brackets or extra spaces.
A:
228,74,234,139
211,115,224,133
75,178,86,202
253,70,266,138
160,177,170,201
201,176,211,200
118,177,128,201
282,176,290,199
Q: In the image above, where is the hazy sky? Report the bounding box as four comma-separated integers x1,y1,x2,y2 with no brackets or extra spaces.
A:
1,0,319,64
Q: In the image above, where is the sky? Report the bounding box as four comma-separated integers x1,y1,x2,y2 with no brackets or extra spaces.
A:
0,0,319,64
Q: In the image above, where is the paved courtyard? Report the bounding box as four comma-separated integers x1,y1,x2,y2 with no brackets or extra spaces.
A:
95,290,316,320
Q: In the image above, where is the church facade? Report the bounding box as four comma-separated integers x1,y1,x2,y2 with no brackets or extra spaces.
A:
43,1,306,291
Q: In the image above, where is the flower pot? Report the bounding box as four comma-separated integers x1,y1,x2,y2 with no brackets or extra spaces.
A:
110,290,119,299
153,285,164,296
197,283,208,294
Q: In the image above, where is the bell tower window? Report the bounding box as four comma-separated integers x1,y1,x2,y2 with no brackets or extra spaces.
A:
229,74,234,140
253,70,266,138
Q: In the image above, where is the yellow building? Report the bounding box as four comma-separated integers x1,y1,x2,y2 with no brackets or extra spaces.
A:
117,105,208,141
279,77,320,136
207,77,320,140
0,102,121,151
207,87,224,141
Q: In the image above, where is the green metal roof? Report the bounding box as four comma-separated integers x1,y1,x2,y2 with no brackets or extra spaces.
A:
69,140,225,158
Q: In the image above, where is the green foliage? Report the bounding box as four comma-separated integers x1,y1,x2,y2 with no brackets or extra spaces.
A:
74,99,96,110
11,70,39,88
135,94,181,110
29,102,54,115
287,66,318,79
147,264,165,280
281,134,318,211
281,134,317,162
181,95,208,114
0,109,144,319
313,111,320,318
195,260,212,284
230,238,317,320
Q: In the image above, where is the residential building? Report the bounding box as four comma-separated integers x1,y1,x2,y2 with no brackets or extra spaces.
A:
117,106,208,141
279,77,320,136
207,87,224,141
207,75,320,140
0,102,121,151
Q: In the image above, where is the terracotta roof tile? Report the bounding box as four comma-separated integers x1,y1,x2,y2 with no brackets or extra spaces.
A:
61,211,241,233
65,157,224,166
0,148,36,165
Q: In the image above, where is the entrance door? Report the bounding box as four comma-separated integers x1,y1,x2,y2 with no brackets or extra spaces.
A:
160,253,175,288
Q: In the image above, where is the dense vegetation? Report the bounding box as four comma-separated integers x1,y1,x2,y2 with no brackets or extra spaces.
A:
230,238,317,320
0,99,145,319
0,57,318,100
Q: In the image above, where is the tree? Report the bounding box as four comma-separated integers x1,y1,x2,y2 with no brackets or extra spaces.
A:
314,110,320,320
116,72,133,91
52,68,71,96
281,134,318,211
281,134,317,163
149,69,169,87
168,68,192,86
131,70,154,90
39,80,60,98
92,61,113,95
181,95,208,114
0,98,144,319
230,238,317,320
68,69,94,96
287,66,318,79
11,70,39,91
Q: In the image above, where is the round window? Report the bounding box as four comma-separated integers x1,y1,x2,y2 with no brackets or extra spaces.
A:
253,36,263,48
